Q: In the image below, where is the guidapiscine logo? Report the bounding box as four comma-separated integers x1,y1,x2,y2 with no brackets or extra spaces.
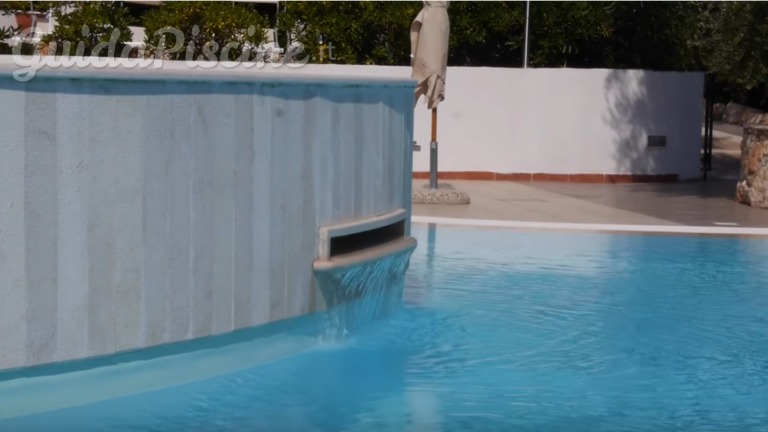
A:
9,24,311,82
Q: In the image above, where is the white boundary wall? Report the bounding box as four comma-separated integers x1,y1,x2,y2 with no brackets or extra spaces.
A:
297,65,706,180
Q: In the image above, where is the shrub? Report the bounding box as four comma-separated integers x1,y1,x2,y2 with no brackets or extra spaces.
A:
0,1,58,14
0,1,58,55
42,1,134,57
143,1,269,62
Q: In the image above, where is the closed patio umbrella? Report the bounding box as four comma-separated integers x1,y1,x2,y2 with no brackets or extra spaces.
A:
411,0,448,109
410,0,449,190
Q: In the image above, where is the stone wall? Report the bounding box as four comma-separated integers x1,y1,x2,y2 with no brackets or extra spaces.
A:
736,125,768,208
715,102,768,126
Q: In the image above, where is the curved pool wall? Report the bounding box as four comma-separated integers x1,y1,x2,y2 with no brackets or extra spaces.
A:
0,58,415,372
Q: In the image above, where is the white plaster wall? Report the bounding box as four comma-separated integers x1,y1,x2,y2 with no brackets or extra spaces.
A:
0,60,414,371
0,60,705,179
0,13,52,36
0,14,16,29
292,65,706,180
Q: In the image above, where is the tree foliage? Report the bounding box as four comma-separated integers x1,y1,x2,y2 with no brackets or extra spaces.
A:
278,1,420,65
0,24,16,54
447,1,524,67
692,1,768,108
143,1,268,61
42,1,134,57
279,1,527,67
0,0,60,54
523,1,615,68
0,1,58,14
278,0,768,108
2,0,765,108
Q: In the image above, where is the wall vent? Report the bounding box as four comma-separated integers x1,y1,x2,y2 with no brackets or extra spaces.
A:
647,135,667,148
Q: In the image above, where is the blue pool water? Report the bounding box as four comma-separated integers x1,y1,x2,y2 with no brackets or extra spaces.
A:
3,224,768,431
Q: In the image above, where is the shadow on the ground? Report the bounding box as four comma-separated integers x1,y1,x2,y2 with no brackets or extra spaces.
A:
525,176,766,227
620,178,737,200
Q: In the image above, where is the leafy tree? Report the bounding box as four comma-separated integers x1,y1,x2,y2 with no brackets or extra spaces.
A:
693,2,768,108
601,1,700,71
526,1,614,68
42,1,134,57
280,1,529,67
2,0,764,109
278,1,420,65
142,1,269,62
448,1,525,67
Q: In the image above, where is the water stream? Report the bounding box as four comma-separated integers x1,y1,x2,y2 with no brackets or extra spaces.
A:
314,246,417,342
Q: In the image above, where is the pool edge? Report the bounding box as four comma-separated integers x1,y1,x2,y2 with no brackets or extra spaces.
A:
411,216,768,238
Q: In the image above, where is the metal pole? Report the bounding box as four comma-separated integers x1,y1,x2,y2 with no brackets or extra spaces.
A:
523,0,530,68
275,1,280,49
430,107,438,189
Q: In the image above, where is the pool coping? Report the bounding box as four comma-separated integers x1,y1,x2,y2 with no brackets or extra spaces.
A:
0,56,417,87
411,216,768,238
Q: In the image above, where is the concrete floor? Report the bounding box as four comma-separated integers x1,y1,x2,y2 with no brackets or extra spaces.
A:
412,125,768,229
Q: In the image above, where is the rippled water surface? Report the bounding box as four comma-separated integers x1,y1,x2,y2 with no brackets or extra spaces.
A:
4,224,768,431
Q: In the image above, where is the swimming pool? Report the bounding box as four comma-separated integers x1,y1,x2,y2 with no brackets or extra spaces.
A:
2,223,768,431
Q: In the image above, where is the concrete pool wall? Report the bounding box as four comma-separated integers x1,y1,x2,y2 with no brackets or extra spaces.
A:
0,58,415,372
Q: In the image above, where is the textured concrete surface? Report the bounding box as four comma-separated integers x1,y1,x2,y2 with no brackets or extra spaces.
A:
0,69,414,371
412,178,768,227
413,127,768,228
412,183,471,205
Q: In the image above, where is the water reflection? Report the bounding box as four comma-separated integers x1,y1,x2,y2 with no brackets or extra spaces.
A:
404,223,436,307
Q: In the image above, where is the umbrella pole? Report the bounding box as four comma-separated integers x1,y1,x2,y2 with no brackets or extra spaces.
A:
429,107,438,189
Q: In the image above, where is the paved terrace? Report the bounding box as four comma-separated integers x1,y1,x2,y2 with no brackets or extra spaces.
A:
413,125,768,229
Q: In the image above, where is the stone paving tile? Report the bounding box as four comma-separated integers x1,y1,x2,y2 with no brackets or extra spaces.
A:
412,125,768,228
412,180,684,226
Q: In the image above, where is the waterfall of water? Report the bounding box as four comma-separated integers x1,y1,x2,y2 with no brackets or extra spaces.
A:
314,242,417,342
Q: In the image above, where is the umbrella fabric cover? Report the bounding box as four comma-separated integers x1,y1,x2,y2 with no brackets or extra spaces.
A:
410,1,449,109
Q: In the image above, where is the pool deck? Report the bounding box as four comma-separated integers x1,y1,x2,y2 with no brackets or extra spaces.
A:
412,124,768,230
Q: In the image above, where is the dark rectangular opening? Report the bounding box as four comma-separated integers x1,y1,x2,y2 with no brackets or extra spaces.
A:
647,135,667,148
329,219,405,258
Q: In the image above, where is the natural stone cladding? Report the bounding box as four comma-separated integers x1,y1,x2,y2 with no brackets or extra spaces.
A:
736,124,768,208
